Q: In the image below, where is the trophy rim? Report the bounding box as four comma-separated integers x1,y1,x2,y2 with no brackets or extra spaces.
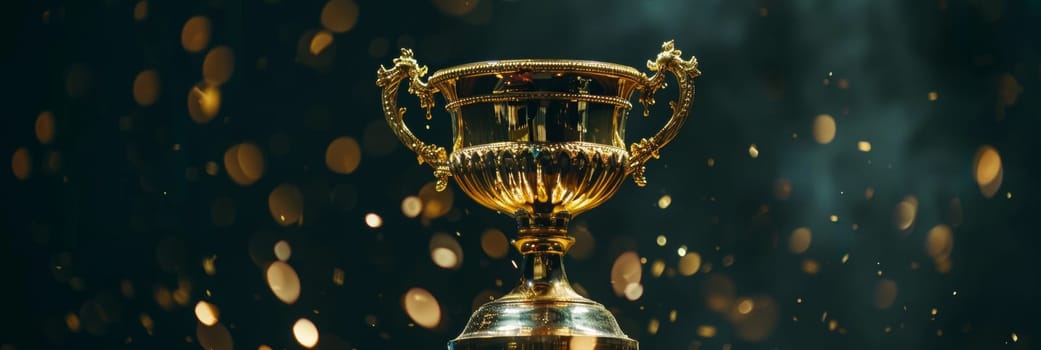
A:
428,59,645,86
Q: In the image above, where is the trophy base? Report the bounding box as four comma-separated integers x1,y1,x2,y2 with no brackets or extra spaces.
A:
448,335,637,350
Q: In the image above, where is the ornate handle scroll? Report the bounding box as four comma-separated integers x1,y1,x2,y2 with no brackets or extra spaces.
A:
376,49,451,191
628,40,702,187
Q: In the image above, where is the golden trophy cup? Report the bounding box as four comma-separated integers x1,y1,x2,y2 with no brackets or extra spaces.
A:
377,40,700,350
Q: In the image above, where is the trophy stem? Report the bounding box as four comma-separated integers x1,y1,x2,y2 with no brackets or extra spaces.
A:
447,211,637,349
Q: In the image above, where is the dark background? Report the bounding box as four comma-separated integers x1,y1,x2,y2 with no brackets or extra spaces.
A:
2,0,1040,349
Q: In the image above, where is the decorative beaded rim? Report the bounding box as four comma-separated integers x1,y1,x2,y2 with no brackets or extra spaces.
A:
428,59,645,86
443,92,633,111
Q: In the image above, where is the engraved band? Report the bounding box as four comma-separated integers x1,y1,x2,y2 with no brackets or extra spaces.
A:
429,59,644,86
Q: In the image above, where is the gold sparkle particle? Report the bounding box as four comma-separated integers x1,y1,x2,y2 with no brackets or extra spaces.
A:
894,195,919,231
429,233,463,270
841,254,850,264
610,252,642,297
401,196,423,218
828,319,838,331
813,114,837,144
773,178,792,200
65,313,80,332
325,137,361,174
748,144,759,158
403,288,442,329
829,214,839,223
678,252,701,276
332,268,345,286
865,187,875,200
11,147,32,180
35,111,56,144
364,213,383,228
202,46,235,86
651,260,665,278
266,261,302,304
707,157,715,167
655,235,667,247
202,256,217,275
677,245,688,257
857,141,872,152
669,310,678,322
737,299,754,314
187,83,221,124
788,227,812,254
657,194,672,209
480,228,509,259
647,318,660,335
292,318,320,348
974,145,1003,198
133,1,148,21
928,91,938,101
931,308,938,316
802,259,820,274
874,279,898,309
194,301,219,326
926,225,954,260
309,30,335,55
320,0,360,33
268,184,304,226
697,325,717,338
1011,332,1018,342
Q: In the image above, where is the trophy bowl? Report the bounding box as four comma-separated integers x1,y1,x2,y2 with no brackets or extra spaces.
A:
377,41,700,350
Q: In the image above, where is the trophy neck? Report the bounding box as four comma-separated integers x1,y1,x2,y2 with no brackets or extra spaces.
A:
513,210,573,255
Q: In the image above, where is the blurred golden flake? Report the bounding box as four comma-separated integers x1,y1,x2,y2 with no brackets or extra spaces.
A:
403,288,442,329
657,194,672,209
748,144,759,158
430,233,463,269
132,69,160,106
187,83,221,124
925,225,954,260
623,283,644,301
268,184,304,226
857,141,871,152
325,137,361,174
737,299,754,314
320,0,359,33
647,318,660,335
418,181,453,219
841,254,849,264
332,267,345,286
274,240,291,261
828,319,838,331
133,1,148,21
802,259,820,274
722,255,734,267
121,280,135,298
610,252,642,297
677,245,687,257
180,16,211,53
202,256,217,275
838,79,850,89
364,213,383,228
570,224,595,260
656,235,667,246
196,322,233,350
202,46,235,86
788,227,812,254
893,195,919,231
1011,332,1018,342
65,313,80,332
194,301,219,326
829,215,839,223
812,114,836,144
874,279,898,309
697,325,717,338
650,259,665,278
266,261,301,304
865,187,875,200
205,161,218,176
707,157,715,167
154,286,174,310
139,313,153,335
11,147,32,180
974,145,1003,198
35,111,55,144
400,196,423,218
703,274,736,312
669,310,678,322
309,30,335,55
928,91,938,101
480,228,508,259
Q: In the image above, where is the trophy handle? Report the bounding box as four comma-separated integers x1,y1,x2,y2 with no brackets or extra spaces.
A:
376,48,451,191
628,40,702,187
